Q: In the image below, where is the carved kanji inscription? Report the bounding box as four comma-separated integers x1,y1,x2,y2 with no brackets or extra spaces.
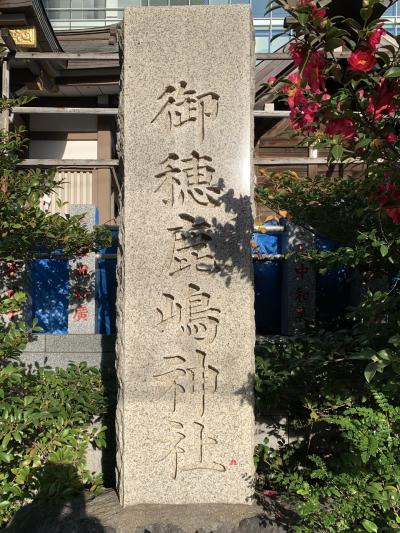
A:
168,214,216,276
157,420,226,480
157,283,220,343
151,81,220,141
153,349,219,416
155,151,222,207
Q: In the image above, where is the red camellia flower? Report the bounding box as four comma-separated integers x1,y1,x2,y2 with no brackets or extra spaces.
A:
386,132,397,144
282,72,302,109
348,49,376,72
290,100,321,132
377,182,400,224
288,45,327,94
298,0,326,17
6,261,18,278
325,119,356,140
76,264,89,276
367,79,396,120
289,41,305,67
368,26,386,49
303,50,327,93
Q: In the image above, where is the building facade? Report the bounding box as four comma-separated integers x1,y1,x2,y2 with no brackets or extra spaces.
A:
42,0,291,53
41,0,400,52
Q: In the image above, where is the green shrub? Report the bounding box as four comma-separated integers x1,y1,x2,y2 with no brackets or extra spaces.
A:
256,336,400,532
255,2,400,529
0,89,111,526
0,363,107,527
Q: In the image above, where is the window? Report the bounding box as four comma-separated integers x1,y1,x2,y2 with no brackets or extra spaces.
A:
252,0,267,18
270,27,289,51
385,3,397,16
271,6,288,18
252,0,287,19
255,28,270,53
43,0,71,21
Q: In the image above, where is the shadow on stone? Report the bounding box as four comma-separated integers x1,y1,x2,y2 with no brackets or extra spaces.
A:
101,334,118,489
4,485,297,533
195,188,254,289
4,466,118,533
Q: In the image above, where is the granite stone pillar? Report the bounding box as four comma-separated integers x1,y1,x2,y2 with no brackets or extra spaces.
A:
117,5,255,506
68,205,97,334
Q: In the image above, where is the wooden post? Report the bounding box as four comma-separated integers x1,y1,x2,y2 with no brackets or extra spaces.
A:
94,96,114,224
308,144,318,179
2,57,10,132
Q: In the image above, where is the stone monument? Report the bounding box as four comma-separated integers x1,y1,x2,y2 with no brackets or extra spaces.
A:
281,222,316,336
117,5,255,507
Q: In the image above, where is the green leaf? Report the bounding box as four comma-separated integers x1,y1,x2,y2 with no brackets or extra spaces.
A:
384,66,400,78
325,38,344,52
362,519,378,533
364,362,378,383
331,144,343,161
360,7,373,21
297,12,308,26
1,433,11,449
380,244,388,257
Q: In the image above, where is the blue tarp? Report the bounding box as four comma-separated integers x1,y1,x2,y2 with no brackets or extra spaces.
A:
316,237,352,320
96,228,118,335
252,221,283,335
30,224,353,336
31,259,69,334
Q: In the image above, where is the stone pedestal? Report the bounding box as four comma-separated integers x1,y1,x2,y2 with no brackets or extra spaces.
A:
68,205,97,334
117,5,255,506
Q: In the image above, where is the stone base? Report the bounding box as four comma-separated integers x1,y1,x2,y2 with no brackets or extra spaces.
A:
5,489,295,533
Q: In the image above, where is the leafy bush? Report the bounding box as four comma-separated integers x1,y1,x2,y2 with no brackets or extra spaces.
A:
0,92,111,527
0,363,106,527
255,1,400,531
256,337,400,532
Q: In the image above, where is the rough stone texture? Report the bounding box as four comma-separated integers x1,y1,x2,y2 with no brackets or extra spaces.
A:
21,352,109,369
20,334,116,370
5,490,294,533
117,5,255,506
68,205,97,334
44,334,116,353
281,222,316,336
4,490,119,533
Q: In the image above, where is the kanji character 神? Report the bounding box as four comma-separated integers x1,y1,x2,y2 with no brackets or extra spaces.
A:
153,349,219,416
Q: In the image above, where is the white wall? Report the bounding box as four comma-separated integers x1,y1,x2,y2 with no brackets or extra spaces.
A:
29,140,98,159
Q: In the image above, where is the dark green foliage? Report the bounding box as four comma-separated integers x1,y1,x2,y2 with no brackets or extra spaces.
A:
255,2,400,531
256,338,400,531
0,364,106,526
